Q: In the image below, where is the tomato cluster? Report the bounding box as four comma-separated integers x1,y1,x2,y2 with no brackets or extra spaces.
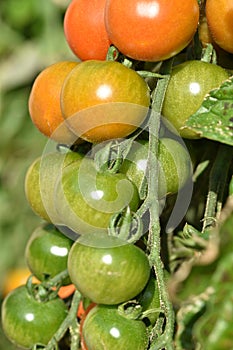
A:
2,0,233,349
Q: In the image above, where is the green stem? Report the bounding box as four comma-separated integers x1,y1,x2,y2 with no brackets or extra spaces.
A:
146,60,175,350
202,144,233,232
44,290,82,350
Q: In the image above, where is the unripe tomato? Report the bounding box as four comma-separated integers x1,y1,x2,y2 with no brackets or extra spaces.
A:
61,60,150,143
81,304,149,350
120,138,192,197
24,150,83,223
162,60,229,138
25,224,73,285
1,285,67,349
206,0,233,54
55,158,140,235
64,0,111,61
68,233,151,305
105,0,199,62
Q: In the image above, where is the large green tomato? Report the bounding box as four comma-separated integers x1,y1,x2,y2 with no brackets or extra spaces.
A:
162,60,229,138
68,233,150,304
25,224,73,285
55,158,140,235
1,285,67,349
120,138,192,198
81,304,149,350
24,150,83,223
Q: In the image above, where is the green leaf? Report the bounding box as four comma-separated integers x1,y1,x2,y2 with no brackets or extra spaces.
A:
186,76,233,146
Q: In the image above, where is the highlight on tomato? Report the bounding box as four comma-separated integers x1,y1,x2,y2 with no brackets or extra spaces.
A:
104,0,200,62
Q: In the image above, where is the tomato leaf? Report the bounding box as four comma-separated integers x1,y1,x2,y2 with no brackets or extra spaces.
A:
185,76,233,146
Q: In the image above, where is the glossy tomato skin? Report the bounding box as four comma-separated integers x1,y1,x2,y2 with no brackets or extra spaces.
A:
25,224,73,285
61,60,150,143
55,158,140,235
162,60,229,138
120,138,192,198
206,0,233,54
105,0,199,62
1,285,68,349
24,150,83,223
81,304,149,350
68,233,151,305
64,0,111,61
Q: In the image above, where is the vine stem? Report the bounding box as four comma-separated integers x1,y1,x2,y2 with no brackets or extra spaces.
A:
202,144,233,232
44,290,82,350
146,60,175,350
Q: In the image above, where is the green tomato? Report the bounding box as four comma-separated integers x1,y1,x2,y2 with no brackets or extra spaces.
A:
81,304,149,350
68,233,150,304
1,285,67,349
55,158,140,234
120,138,192,198
162,60,229,138
25,224,73,285
24,150,83,223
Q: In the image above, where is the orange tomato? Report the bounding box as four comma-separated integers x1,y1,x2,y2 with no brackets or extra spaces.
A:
105,0,199,62
206,0,233,54
28,61,79,144
61,60,150,143
64,0,111,61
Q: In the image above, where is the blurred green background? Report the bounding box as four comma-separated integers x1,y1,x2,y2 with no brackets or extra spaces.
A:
0,1,76,348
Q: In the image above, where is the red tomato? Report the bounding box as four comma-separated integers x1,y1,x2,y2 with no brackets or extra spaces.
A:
64,0,111,61
206,0,233,54
105,0,200,62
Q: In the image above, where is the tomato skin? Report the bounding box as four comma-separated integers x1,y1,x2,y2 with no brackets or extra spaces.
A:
1,285,68,349
206,0,233,54
61,60,150,143
162,60,229,138
81,304,149,350
55,158,140,235
105,0,199,62
68,233,151,305
64,0,111,61
25,224,73,285
24,150,83,223
139,276,160,326
120,138,192,198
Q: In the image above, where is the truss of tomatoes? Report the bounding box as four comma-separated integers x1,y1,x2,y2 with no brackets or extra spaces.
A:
2,0,233,349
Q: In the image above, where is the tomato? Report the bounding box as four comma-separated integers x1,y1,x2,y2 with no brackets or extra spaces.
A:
55,158,140,235
104,0,199,62
206,0,233,54
24,150,83,223
60,60,150,143
81,304,149,350
68,233,151,305
25,224,73,285
120,138,192,198
1,285,67,349
28,61,79,144
162,60,229,138
64,0,111,61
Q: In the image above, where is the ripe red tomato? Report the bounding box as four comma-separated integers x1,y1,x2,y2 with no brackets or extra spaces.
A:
104,0,200,62
64,0,111,61
206,0,233,54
